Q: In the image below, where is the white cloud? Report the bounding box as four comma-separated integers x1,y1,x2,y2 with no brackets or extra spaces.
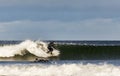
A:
0,18,120,40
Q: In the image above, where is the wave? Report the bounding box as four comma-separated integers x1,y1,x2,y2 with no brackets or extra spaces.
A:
55,41,120,46
0,40,60,57
0,63,119,76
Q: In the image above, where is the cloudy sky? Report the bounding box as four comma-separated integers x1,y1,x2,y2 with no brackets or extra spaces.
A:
0,0,120,40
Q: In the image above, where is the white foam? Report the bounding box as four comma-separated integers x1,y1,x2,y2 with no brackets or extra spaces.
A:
0,63,120,76
0,40,60,57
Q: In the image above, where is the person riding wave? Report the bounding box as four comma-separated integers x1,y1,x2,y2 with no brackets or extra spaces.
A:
47,41,55,54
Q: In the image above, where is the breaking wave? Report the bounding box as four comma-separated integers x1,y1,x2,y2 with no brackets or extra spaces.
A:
0,63,120,76
0,40,60,57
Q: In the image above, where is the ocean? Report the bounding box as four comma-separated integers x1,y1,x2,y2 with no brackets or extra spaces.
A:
0,40,120,76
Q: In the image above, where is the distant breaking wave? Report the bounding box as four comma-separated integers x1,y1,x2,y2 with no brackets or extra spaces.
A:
0,63,119,76
0,40,60,57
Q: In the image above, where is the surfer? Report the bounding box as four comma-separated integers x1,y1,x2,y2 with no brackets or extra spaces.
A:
47,41,55,54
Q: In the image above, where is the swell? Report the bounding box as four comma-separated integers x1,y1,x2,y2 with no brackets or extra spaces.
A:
58,45,120,60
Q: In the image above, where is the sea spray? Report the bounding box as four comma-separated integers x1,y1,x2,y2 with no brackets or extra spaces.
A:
0,40,60,57
0,63,120,76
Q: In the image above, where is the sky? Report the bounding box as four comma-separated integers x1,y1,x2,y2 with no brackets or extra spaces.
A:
0,0,120,40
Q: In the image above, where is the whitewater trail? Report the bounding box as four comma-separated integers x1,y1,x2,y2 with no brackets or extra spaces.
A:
0,40,60,57
0,63,120,76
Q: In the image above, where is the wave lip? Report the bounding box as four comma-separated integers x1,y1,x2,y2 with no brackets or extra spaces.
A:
0,40,60,57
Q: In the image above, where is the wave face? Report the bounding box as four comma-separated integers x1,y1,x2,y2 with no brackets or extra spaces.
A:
0,63,120,76
0,40,60,57
58,45,120,60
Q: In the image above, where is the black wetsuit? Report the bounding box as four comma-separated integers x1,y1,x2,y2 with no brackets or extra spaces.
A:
47,42,55,54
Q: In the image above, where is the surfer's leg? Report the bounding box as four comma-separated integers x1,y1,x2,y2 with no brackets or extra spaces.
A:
47,48,53,54
50,49,53,55
50,51,52,55
47,47,52,53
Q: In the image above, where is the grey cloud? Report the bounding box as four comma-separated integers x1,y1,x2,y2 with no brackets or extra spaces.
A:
0,0,120,11
0,18,120,40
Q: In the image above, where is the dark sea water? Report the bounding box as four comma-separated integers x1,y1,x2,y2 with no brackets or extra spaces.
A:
0,40,120,76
